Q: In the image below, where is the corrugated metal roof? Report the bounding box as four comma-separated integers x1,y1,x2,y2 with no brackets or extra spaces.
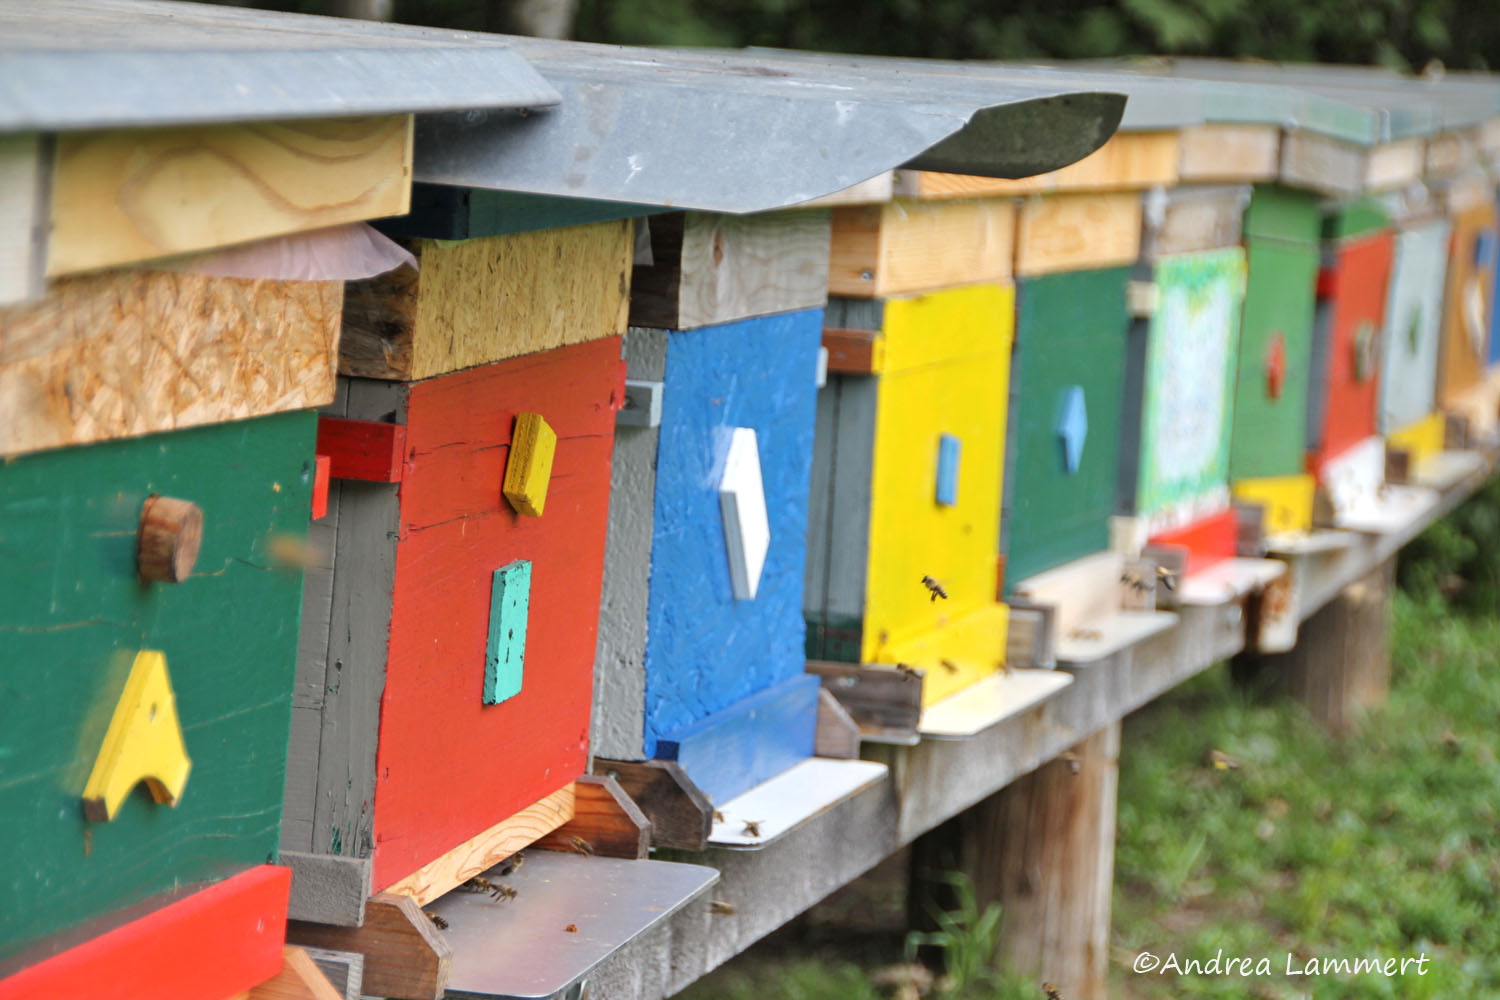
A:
413,39,1127,214
0,0,560,132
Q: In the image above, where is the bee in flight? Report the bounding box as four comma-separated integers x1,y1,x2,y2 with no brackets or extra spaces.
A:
895,662,922,683
462,875,496,895
1156,565,1178,592
424,910,449,930
1043,983,1064,1000
938,658,960,674
921,575,949,601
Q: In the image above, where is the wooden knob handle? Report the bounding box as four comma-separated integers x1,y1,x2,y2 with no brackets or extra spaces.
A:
137,495,203,583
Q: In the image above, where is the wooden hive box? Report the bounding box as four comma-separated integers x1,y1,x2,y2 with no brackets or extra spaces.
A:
0,410,316,973
282,221,632,915
806,284,1013,705
1228,186,1323,538
1306,201,1393,480
1119,246,1247,572
592,209,832,805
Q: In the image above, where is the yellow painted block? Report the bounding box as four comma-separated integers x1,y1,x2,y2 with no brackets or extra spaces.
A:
863,284,1014,697
1232,475,1316,537
1387,412,1446,465
82,650,192,822
882,603,1011,706
503,412,557,517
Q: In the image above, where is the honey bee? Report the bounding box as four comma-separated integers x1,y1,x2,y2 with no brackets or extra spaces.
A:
424,910,449,930
713,809,726,823
1120,569,1152,594
1068,626,1102,641
895,662,922,683
938,658,960,674
710,899,737,915
491,884,519,902
497,850,526,876
1043,983,1064,1000
1156,565,1178,592
741,819,763,837
566,835,594,857
1059,751,1081,775
462,875,496,894
921,575,949,601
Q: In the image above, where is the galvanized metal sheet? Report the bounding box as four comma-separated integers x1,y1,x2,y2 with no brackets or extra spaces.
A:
430,851,719,1000
0,0,560,132
415,39,1127,214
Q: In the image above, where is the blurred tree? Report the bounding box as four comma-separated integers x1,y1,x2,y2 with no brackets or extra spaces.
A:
206,0,1496,70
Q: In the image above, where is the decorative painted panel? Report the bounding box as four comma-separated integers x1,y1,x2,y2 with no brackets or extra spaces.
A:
1134,248,1246,530
1440,200,1499,402
1379,218,1451,433
0,412,314,964
1005,267,1130,587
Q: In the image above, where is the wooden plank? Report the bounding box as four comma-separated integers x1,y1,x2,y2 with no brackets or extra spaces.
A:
821,328,882,374
630,210,831,330
805,660,923,739
902,131,1180,198
280,851,371,928
340,220,632,380
247,948,344,1000
0,867,289,1000
655,674,822,804
48,116,413,277
1425,129,1480,179
1014,191,1142,277
316,417,407,483
0,133,49,306
1177,124,1280,182
591,759,714,852
797,172,897,207
1140,185,1249,260
287,893,451,1000
828,198,1015,297
0,269,341,458
383,785,575,905
1280,131,1367,198
299,948,363,1000
1365,139,1426,191
814,688,862,759
534,776,652,859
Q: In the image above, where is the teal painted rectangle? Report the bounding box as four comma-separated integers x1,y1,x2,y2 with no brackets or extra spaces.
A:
484,561,531,706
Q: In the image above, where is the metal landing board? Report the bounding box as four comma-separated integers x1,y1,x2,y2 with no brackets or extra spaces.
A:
707,757,888,850
430,851,718,1000
917,667,1075,739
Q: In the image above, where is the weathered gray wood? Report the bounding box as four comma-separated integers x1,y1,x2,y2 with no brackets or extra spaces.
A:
823,297,885,333
282,851,372,928
803,376,839,626
592,329,668,762
1004,604,1053,668
0,132,49,306
813,688,861,759
302,947,364,1000
1140,184,1250,260
824,376,877,621
592,758,713,852
805,660,921,738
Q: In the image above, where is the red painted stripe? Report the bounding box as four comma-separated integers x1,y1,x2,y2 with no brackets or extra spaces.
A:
317,417,407,483
312,454,331,520
0,865,289,1000
1150,507,1238,575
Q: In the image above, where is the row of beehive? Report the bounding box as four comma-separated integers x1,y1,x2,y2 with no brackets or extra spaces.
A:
3,21,1500,1000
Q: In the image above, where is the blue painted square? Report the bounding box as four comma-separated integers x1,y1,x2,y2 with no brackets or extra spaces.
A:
643,309,822,759
485,560,531,705
935,433,961,506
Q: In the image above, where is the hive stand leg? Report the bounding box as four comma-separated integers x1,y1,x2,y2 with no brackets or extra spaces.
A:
1233,558,1393,734
908,722,1120,1000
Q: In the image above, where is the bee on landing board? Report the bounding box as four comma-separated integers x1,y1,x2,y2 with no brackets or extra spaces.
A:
462,876,496,895
566,835,594,857
921,575,949,601
424,910,449,930
497,850,525,876
895,662,922,683
1068,626,1102,641
491,884,519,902
741,819,762,837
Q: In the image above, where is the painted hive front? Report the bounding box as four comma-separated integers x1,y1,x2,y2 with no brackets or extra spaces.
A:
288,340,622,894
1228,186,1321,482
806,284,1013,706
1487,194,1500,366
0,412,315,965
1307,207,1393,474
1439,200,1499,402
640,310,824,802
1004,268,1131,587
1127,248,1246,535
1379,218,1451,434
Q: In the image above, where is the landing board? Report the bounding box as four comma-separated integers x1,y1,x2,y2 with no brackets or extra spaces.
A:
917,669,1075,739
707,758,888,850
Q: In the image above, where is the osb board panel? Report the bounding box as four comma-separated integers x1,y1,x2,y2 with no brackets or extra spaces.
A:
48,116,413,277
828,199,1014,298
371,338,621,889
1015,191,1143,278
0,269,341,458
340,220,632,380
1178,124,1280,182
904,131,1180,198
0,412,315,964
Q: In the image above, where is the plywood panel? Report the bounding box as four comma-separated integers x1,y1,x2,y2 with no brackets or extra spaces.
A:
48,116,413,276
1178,124,1280,182
1014,191,1142,277
0,269,341,458
828,199,1014,297
903,131,1180,198
340,220,632,380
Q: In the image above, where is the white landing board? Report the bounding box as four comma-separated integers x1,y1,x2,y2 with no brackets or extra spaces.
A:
917,668,1074,739
708,757,887,850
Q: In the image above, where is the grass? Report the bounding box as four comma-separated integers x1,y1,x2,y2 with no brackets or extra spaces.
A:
677,592,1500,999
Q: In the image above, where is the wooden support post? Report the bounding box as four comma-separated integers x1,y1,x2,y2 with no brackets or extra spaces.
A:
1232,558,1394,734
908,723,1120,1000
